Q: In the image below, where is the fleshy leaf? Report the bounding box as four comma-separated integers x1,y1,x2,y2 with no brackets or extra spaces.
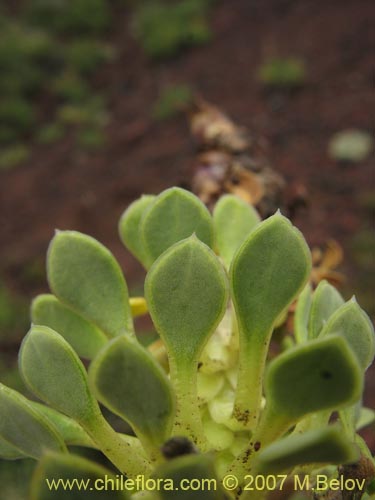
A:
30,402,95,448
119,194,156,268
19,326,150,477
141,187,213,266
294,283,312,343
31,452,130,499
213,194,260,268
265,335,363,421
89,335,175,452
356,407,375,431
0,435,27,460
230,212,311,428
320,298,375,369
227,335,364,481
31,294,108,359
308,279,344,339
47,230,133,337
0,384,66,459
19,325,100,424
153,454,227,500
257,426,359,474
145,236,228,447
145,236,228,362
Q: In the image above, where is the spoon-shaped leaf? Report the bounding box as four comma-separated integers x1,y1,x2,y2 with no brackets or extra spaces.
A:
29,402,96,448
320,298,375,370
153,454,227,500
213,194,260,269
265,335,363,422
141,187,213,266
31,452,130,500
19,325,100,424
47,230,134,337
227,335,363,481
31,294,108,359
308,279,344,339
294,283,312,343
256,426,359,474
145,236,228,448
0,384,66,459
119,194,156,268
19,325,151,477
89,335,175,455
230,212,311,428
0,435,27,460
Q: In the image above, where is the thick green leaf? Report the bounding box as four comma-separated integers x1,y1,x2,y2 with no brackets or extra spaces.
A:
153,454,227,500
89,336,175,450
0,435,27,460
265,335,363,420
308,280,344,339
230,212,311,427
145,235,228,362
31,452,130,499
320,298,375,369
257,426,359,474
30,402,95,448
19,325,100,424
145,236,228,447
294,284,312,343
0,384,66,460
19,326,150,477
31,294,108,359
119,194,156,268
356,407,375,431
141,187,213,266
213,194,260,268
47,230,133,338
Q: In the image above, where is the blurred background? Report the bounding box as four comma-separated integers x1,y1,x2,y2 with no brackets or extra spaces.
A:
0,0,374,497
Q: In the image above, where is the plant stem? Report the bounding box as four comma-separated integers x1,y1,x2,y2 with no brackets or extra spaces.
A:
82,413,152,478
169,357,209,451
226,406,290,485
232,333,272,431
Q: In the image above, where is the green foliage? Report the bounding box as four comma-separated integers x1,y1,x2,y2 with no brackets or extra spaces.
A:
53,72,91,103
0,187,373,500
0,98,35,143
90,336,175,451
257,426,359,474
35,123,65,145
31,452,130,499
26,0,111,35
65,39,114,76
0,284,29,338
47,230,134,337
213,194,260,269
257,57,306,89
0,144,30,170
133,0,213,59
0,3,114,154
76,127,106,150
152,85,193,120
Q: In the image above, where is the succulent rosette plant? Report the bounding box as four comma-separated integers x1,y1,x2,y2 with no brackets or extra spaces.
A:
0,187,374,499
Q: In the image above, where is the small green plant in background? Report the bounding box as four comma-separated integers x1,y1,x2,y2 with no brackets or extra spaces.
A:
0,1,114,163
133,0,214,59
152,85,193,121
0,188,374,499
257,57,307,90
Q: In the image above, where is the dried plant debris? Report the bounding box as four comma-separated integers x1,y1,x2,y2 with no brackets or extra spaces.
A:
188,98,304,218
